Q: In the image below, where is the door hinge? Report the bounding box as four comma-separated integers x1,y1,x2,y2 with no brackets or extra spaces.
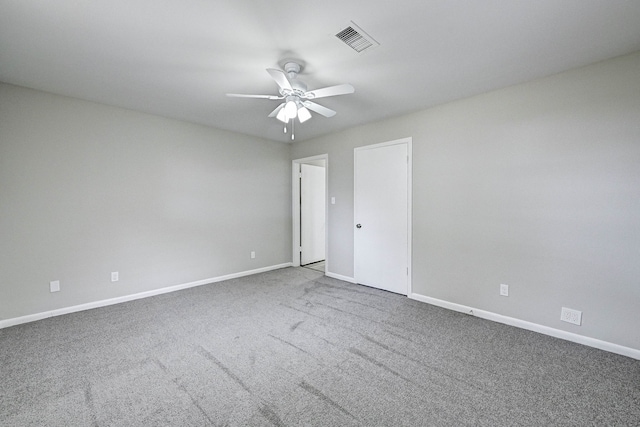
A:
299,246,303,252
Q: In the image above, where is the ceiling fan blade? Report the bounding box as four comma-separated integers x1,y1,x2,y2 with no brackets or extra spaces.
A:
266,68,293,91
305,83,354,99
268,103,285,118
227,93,282,100
303,101,336,118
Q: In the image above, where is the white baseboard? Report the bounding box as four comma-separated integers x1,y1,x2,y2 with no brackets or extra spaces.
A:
325,271,356,283
409,292,640,361
0,263,292,330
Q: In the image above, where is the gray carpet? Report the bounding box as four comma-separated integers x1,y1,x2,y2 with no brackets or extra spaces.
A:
1,267,639,426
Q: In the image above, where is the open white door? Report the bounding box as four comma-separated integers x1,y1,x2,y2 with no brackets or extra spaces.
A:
354,139,410,295
292,155,328,270
300,163,326,265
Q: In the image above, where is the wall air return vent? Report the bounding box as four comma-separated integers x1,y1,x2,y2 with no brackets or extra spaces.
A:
335,21,379,53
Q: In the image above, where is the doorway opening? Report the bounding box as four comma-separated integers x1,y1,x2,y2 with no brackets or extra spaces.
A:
292,155,328,273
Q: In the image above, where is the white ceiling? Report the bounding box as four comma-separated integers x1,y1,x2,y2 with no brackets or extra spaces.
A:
1,1,640,143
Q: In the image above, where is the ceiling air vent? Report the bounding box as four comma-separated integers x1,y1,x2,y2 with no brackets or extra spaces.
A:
335,22,379,53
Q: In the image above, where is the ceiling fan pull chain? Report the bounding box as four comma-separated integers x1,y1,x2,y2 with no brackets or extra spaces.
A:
292,119,295,141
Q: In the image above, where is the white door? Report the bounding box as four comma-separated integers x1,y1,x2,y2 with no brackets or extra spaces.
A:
354,141,409,294
300,163,326,265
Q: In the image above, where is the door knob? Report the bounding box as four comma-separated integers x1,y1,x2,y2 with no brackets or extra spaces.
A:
356,224,362,228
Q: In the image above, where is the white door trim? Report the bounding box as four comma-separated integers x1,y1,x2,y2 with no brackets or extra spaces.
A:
354,137,412,295
292,154,329,271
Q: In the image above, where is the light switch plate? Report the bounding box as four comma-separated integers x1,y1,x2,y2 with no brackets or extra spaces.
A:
50,280,60,293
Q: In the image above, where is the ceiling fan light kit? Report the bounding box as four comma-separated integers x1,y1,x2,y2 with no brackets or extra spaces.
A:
284,97,298,119
227,60,354,140
297,106,312,123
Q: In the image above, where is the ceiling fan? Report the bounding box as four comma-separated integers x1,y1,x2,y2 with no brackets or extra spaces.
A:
227,60,355,140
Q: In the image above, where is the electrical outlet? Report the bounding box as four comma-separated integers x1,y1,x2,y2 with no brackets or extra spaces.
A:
500,284,509,296
561,307,582,325
250,251,256,259
111,272,119,282
50,280,60,293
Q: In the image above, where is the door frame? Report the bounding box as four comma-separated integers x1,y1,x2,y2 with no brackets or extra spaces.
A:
292,154,329,271
354,137,412,295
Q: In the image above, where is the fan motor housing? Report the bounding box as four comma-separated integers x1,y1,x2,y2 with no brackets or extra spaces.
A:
290,79,307,94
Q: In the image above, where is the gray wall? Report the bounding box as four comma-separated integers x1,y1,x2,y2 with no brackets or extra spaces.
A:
0,83,292,320
291,52,640,350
